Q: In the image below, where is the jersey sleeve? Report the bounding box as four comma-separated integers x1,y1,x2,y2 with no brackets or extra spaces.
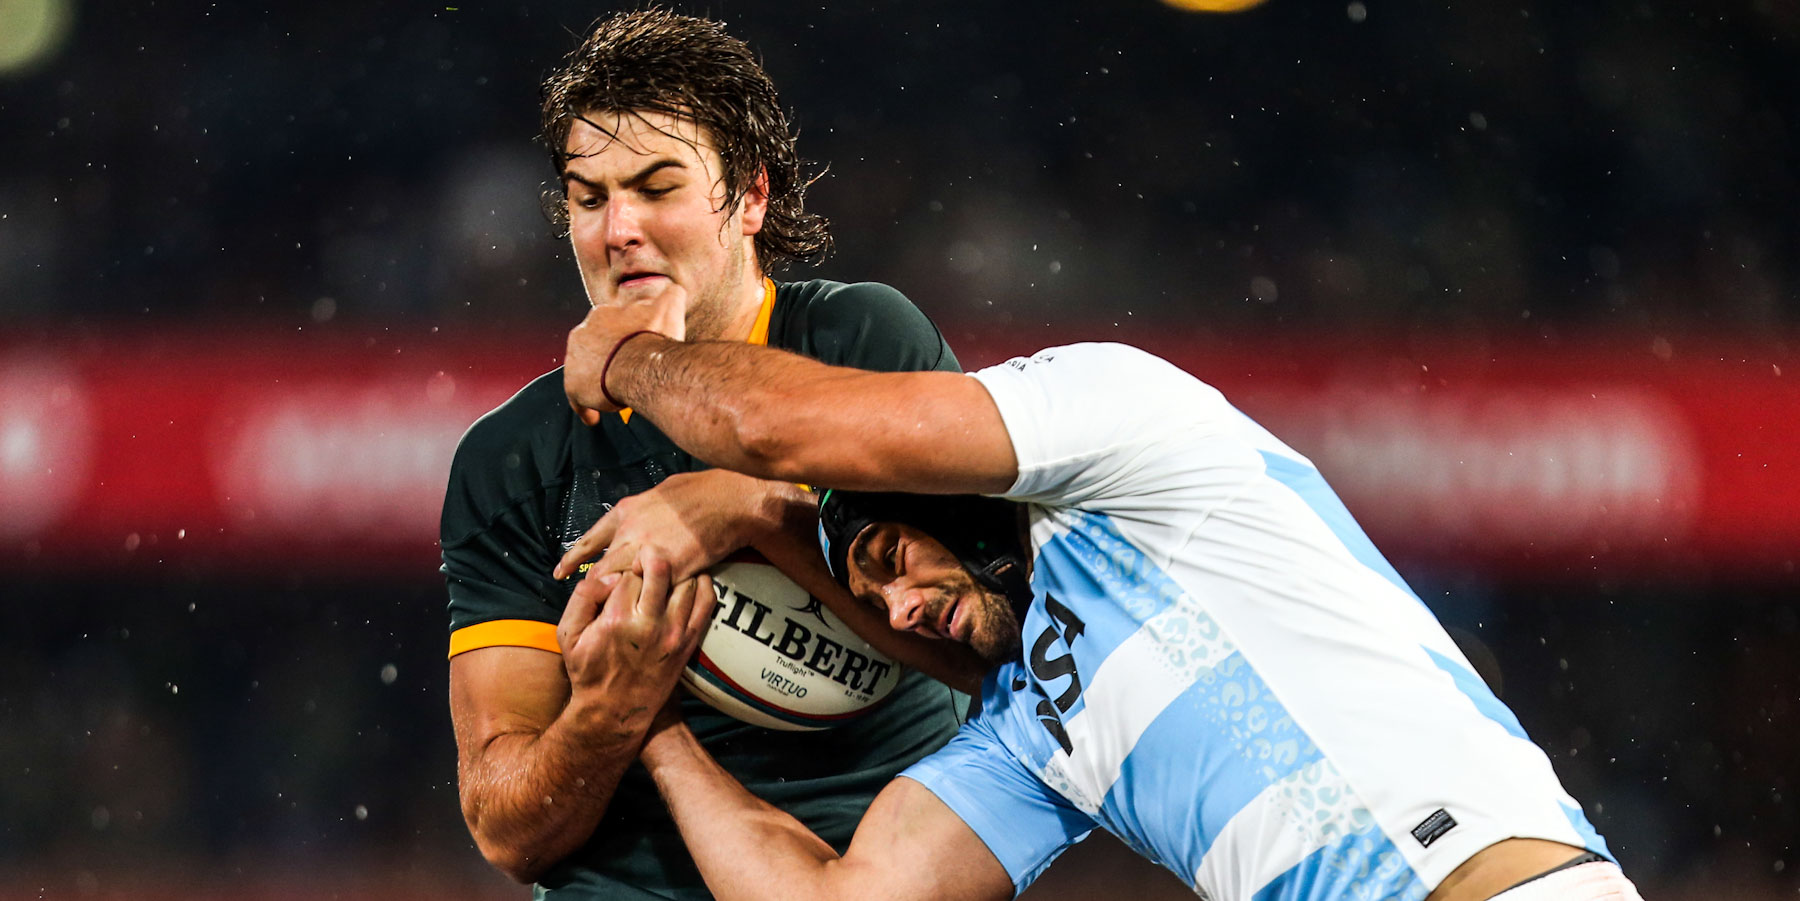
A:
968,342,1244,508
440,498,563,658
786,281,961,374
439,388,569,659
900,715,1094,895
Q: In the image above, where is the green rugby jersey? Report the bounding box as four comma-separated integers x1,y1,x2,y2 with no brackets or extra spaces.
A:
439,278,966,900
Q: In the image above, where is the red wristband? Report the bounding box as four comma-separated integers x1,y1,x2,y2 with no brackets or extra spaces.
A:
600,330,660,409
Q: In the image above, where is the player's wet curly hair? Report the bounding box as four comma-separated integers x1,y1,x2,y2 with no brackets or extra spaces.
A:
539,9,832,272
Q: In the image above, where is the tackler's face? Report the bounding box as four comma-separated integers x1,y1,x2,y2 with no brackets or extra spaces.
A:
560,109,767,340
846,523,1023,665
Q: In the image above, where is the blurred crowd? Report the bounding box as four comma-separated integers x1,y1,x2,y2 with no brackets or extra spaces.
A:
2,0,1794,335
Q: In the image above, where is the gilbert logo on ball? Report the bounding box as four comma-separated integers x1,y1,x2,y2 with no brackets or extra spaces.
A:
681,554,901,731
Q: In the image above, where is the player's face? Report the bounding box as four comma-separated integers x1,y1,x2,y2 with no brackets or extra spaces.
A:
846,523,1023,665
561,110,769,341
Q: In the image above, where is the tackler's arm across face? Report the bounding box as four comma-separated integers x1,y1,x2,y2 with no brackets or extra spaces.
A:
565,293,1019,497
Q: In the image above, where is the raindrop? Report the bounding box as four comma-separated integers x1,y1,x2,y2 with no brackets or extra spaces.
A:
426,372,457,404
380,664,398,685
946,242,985,275
354,804,369,821
1251,276,1279,303
1346,2,1368,23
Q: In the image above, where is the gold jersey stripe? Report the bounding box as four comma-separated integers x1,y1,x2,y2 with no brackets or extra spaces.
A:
747,276,777,346
620,278,776,426
448,619,560,659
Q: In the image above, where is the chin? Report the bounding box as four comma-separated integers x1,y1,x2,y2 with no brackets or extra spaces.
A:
984,629,1025,665
968,597,1024,664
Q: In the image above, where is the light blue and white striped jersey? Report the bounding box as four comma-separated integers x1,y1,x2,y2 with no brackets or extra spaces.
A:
902,343,1611,900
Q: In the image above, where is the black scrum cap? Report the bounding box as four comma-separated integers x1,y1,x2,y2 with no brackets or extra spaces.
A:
816,489,1033,616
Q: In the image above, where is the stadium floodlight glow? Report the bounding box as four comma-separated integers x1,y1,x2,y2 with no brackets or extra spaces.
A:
0,0,74,76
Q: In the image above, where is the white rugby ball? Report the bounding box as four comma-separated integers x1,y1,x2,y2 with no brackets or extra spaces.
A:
681,554,902,731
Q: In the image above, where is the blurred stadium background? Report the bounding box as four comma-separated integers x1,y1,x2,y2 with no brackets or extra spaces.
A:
2,0,1796,897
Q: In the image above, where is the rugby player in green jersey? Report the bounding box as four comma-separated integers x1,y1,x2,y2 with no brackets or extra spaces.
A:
440,11,976,899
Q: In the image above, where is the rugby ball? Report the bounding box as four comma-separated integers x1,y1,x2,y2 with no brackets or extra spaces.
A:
681,554,902,731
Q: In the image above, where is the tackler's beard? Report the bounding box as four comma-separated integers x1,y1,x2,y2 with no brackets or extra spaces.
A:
913,571,1023,666
954,577,1023,666
971,594,1024,665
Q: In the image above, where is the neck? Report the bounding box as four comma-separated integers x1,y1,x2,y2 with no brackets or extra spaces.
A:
721,273,768,341
694,261,768,343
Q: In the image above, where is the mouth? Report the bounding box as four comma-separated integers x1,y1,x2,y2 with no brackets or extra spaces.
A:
937,597,967,643
615,271,668,290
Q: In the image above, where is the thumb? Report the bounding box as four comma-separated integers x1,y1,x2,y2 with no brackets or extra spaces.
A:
649,285,688,342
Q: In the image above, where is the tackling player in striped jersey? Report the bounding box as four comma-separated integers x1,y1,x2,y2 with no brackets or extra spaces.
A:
557,294,1642,901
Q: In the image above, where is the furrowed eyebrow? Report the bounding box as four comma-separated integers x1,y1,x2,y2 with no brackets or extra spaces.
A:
561,159,687,190
622,159,685,186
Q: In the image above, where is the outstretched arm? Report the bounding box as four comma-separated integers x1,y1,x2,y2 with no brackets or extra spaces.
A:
565,297,1019,494
641,715,1015,901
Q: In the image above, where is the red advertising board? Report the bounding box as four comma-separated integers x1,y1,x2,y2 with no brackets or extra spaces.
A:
3,326,1795,582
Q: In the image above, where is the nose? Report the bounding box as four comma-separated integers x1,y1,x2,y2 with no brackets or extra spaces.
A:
603,195,644,253
886,585,930,632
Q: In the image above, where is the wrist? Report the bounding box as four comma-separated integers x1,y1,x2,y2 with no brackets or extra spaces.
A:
640,714,698,772
600,330,668,409
738,477,801,542
563,683,664,741
765,481,820,536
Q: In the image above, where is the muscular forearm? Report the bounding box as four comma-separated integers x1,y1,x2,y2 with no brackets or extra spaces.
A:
459,691,657,883
605,336,1007,494
608,336,841,482
642,720,847,901
643,715,1014,901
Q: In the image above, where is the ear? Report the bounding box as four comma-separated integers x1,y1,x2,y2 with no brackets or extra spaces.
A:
739,167,770,237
